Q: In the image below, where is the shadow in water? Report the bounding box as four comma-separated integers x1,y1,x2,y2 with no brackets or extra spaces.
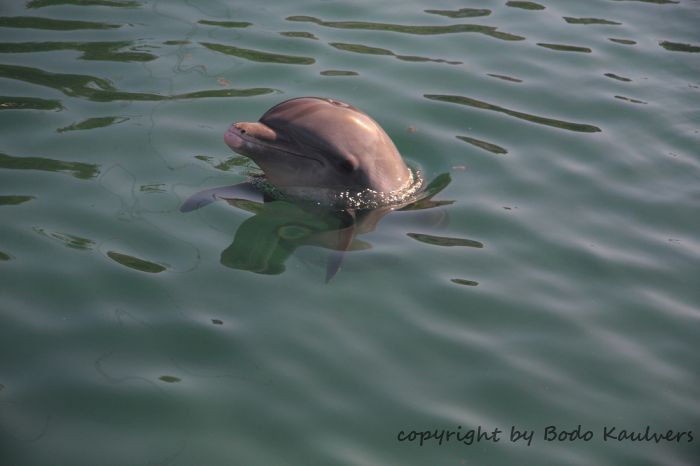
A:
181,173,469,281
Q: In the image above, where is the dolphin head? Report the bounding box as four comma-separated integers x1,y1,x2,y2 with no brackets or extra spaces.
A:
224,97,411,194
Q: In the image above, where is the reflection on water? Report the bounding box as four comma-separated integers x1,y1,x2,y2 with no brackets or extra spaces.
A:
106,250,167,273
0,16,120,30
0,152,99,179
0,95,63,111
563,17,622,25
197,20,252,29
407,232,483,249
33,227,96,250
279,31,318,40
424,8,491,18
0,41,157,62
609,38,637,45
659,41,700,53
319,70,358,76
0,64,274,102
424,94,602,133
487,73,522,83
536,43,592,53
57,116,129,133
457,135,508,155
604,73,632,82
451,278,479,286
26,0,141,8
0,195,34,205
286,15,525,41
201,42,315,65
506,1,546,10
330,42,461,65
615,95,647,104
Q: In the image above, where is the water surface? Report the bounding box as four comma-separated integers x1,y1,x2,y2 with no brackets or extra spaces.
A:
1,0,699,465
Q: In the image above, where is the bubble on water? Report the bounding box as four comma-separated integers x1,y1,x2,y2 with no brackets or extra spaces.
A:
249,166,425,210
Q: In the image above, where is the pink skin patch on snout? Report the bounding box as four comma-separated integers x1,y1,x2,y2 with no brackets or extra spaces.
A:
224,123,246,150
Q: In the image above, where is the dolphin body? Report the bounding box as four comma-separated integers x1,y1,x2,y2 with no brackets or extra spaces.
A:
182,97,452,281
223,97,412,197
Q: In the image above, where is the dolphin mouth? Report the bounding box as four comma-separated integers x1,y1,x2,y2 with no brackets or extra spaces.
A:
224,124,246,149
225,124,322,166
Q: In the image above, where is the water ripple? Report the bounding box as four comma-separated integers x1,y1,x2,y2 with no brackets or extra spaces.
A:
406,233,483,248
319,70,358,76
604,72,632,82
424,8,491,19
57,116,129,133
0,95,63,111
33,227,96,250
27,0,141,7
0,152,99,179
609,38,636,45
286,15,525,41
563,17,622,25
197,20,252,29
659,41,700,53
506,1,546,10
611,0,678,4
279,31,318,40
201,42,315,65
424,94,602,133
536,43,592,53
0,195,34,205
456,135,508,155
329,42,461,65
0,16,120,30
106,250,167,273
487,73,522,83
0,63,275,101
0,41,157,62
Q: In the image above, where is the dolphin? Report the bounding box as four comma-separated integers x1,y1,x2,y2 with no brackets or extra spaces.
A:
223,97,412,195
181,97,452,281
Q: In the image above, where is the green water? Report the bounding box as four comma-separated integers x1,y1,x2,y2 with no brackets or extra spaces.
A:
1,1,699,465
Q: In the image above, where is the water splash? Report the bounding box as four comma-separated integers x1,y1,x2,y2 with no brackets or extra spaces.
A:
248,167,426,210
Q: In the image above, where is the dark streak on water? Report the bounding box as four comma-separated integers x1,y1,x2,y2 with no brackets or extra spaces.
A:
201,42,315,65
0,63,275,101
424,94,602,133
0,16,121,30
286,15,526,41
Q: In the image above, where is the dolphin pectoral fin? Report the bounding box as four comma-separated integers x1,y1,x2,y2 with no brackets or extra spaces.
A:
325,210,357,283
180,182,260,212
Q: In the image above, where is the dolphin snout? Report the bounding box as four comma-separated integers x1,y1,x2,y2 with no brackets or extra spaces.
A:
224,124,245,149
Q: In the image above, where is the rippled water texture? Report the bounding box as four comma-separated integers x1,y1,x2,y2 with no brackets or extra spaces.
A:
1,1,699,465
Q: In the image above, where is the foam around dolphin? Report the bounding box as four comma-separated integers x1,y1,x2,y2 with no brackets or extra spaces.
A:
224,97,412,196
